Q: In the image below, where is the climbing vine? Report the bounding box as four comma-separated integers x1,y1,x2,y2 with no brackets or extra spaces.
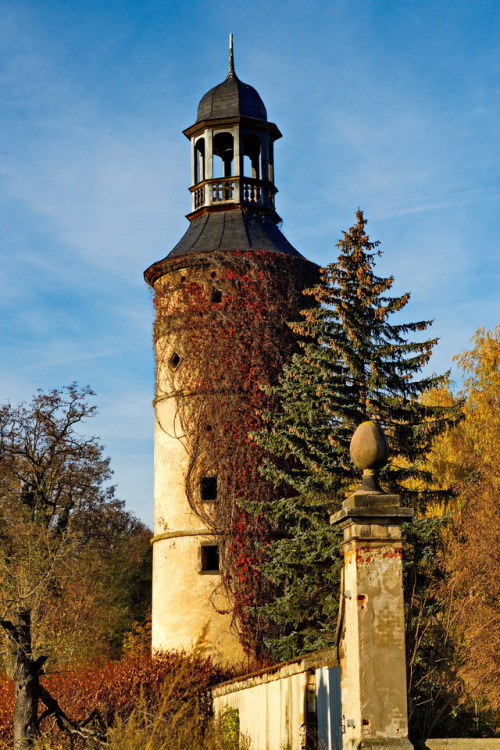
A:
152,249,316,657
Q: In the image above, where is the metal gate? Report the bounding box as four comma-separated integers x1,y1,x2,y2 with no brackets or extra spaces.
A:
315,665,342,750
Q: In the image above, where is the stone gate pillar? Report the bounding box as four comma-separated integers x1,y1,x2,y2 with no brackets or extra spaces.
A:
331,421,414,750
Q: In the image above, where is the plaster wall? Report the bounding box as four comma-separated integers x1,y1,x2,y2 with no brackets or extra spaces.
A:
153,393,202,533
342,540,409,747
213,663,310,750
151,337,243,662
152,534,241,660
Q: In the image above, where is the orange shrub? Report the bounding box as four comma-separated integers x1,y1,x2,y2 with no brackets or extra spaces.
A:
0,676,14,746
0,652,231,747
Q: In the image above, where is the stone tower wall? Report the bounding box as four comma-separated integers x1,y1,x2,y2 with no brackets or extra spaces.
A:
151,259,243,662
150,252,317,662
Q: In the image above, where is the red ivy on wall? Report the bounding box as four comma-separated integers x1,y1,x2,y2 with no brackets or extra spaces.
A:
153,250,316,659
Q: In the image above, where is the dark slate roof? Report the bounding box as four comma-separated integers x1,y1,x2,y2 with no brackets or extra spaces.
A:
196,72,267,123
167,211,304,259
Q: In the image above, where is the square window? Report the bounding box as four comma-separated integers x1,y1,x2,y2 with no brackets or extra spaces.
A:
201,545,220,573
200,476,217,501
211,289,222,303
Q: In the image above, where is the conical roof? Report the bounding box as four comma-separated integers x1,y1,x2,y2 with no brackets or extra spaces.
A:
196,71,267,123
169,211,300,258
144,211,305,284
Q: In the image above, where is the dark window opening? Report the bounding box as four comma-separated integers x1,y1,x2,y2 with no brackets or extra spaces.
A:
210,271,217,278
268,141,274,182
211,289,222,303
200,476,217,501
213,132,234,178
201,544,220,572
169,351,181,370
243,133,261,179
194,138,205,184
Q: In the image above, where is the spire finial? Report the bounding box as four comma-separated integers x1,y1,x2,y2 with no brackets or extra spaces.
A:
229,33,234,74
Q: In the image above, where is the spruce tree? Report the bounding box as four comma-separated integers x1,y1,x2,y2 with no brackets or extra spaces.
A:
254,210,458,660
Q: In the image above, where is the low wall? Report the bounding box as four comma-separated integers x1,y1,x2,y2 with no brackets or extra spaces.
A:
212,649,499,750
212,648,338,750
415,742,500,749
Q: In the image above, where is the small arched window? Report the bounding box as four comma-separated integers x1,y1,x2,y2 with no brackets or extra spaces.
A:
194,138,205,184
243,133,261,180
213,132,234,178
268,141,274,183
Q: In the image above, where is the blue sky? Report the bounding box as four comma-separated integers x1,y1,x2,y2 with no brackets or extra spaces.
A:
1,0,498,526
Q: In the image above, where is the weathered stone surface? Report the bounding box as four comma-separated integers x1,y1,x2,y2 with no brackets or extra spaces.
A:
350,420,390,470
413,742,500,749
341,541,409,742
332,487,412,747
342,492,402,509
355,741,412,749
150,327,243,663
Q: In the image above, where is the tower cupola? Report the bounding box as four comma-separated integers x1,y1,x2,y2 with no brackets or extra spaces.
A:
184,35,282,223
145,36,304,283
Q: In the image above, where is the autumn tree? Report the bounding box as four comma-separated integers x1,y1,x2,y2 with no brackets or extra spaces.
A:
0,384,150,747
255,210,458,660
431,328,500,725
397,327,500,739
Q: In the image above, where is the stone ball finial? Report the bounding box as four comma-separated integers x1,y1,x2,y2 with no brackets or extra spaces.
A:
350,420,389,493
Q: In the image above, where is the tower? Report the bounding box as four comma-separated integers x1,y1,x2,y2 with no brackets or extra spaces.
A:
145,40,316,662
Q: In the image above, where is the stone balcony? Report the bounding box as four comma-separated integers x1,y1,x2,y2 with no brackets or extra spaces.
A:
190,176,277,213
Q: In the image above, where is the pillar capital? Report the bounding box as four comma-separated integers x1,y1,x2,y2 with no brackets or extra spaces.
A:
331,491,414,548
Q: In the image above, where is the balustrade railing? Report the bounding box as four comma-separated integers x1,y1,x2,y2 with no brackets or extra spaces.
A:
194,186,205,209
242,179,261,204
190,177,277,211
212,179,234,202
